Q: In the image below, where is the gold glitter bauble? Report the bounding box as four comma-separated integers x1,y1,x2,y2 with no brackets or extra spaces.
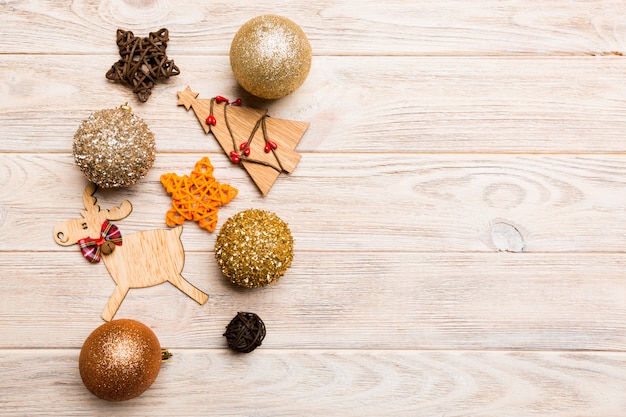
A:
230,14,312,99
73,106,156,188
215,209,294,288
79,319,162,401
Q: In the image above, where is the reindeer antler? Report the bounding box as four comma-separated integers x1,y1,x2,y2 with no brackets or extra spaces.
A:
106,200,133,221
80,183,133,221
82,183,100,213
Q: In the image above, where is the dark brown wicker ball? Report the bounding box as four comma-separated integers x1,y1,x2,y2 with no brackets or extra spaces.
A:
223,312,266,353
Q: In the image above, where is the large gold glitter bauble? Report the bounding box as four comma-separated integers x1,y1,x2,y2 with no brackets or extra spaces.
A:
230,15,312,99
79,319,163,401
73,105,156,188
215,209,294,288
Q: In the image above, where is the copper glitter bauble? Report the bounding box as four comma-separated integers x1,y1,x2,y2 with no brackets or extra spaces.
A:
79,319,163,401
230,14,312,99
73,105,156,188
215,209,294,288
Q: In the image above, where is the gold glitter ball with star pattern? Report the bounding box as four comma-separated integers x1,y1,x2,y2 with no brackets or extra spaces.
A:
79,319,163,401
215,209,294,288
73,105,156,188
230,14,312,99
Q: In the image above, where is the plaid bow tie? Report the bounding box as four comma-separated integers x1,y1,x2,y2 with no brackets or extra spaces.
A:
77,221,123,263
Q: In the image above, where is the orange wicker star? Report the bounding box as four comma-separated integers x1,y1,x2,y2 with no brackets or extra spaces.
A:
160,157,237,232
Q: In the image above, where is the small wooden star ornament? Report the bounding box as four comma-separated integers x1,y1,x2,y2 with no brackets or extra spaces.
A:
177,86,309,195
106,28,180,102
160,156,238,232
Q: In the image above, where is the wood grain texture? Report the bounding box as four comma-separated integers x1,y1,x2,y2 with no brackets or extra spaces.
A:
2,0,626,56
1,0,625,415
4,154,626,252
1,251,624,350
3,55,626,153
1,350,624,417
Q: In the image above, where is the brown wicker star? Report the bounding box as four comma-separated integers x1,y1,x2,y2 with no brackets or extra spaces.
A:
106,28,180,102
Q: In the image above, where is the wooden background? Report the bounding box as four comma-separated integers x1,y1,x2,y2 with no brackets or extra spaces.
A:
1,1,625,415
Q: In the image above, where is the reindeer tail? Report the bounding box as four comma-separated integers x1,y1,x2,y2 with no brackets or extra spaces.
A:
172,225,183,238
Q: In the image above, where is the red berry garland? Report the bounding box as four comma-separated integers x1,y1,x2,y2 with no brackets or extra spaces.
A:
203,96,283,164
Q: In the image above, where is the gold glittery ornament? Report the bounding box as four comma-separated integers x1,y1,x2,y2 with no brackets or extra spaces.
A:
230,15,312,99
215,209,294,288
73,104,156,188
79,319,166,401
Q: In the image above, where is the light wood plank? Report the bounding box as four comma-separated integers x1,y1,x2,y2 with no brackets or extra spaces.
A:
4,153,626,253
2,55,626,153
2,1,626,56
2,1,626,414
1,252,624,350
1,349,624,416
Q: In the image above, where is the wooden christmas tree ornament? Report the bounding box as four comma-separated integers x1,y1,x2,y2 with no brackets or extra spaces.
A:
53,183,208,321
177,86,309,195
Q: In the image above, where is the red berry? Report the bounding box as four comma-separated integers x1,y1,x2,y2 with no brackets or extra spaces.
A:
243,148,251,156
268,140,278,150
231,98,242,106
239,141,248,150
229,151,241,163
215,95,229,104
206,115,217,126
264,143,271,153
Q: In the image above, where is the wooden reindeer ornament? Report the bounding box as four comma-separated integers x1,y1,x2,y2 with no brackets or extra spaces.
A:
53,183,208,321
177,86,309,195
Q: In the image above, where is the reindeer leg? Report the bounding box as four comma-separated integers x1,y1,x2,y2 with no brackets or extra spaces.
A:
168,275,208,305
101,285,129,321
